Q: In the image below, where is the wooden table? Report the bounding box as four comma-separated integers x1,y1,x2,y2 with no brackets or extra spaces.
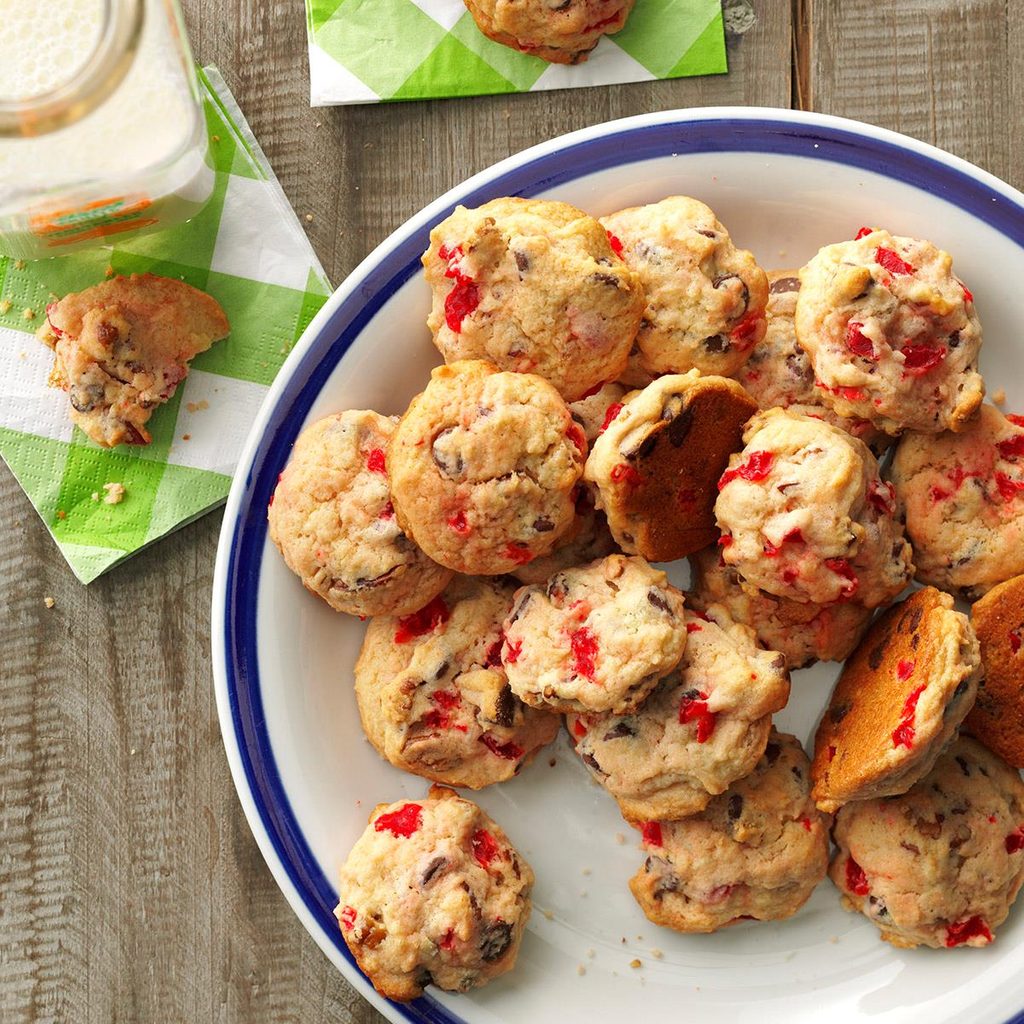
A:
4,1,1023,1020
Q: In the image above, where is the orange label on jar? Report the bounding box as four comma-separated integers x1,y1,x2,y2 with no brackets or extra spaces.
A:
30,194,157,247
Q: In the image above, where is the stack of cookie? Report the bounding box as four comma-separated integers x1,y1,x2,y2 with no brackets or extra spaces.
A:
267,193,1024,997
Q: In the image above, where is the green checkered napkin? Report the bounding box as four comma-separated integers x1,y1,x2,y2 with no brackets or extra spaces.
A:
306,0,726,105
0,67,331,583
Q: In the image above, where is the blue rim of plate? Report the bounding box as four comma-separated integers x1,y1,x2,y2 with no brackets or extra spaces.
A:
216,109,1024,1024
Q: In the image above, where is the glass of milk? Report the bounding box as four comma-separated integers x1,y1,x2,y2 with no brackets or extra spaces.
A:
0,0,213,260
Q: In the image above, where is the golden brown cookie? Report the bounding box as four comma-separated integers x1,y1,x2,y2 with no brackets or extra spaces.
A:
964,573,1024,767
811,587,982,813
38,272,229,447
462,0,635,64
585,370,757,562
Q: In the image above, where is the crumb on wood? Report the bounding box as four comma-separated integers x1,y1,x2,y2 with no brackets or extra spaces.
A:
0,299,12,314
22,307,35,320
305,213,314,223
992,388,1007,405
130,747,137,755
102,482,126,505
186,399,209,414
43,596,55,609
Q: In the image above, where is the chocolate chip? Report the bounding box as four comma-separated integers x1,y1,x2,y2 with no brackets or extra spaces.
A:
696,229,717,238
69,383,104,413
791,765,803,781
955,756,971,777
492,685,516,728
581,752,605,775
627,432,658,459
532,516,554,532
507,592,532,624
680,688,702,701
653,873,680,899
667,406,695,447
590,272,620,288
765,742,781,766
431,428,464,479
421,856,448,885
769,276,800,294
908,606,923,632
703,334,730,353
830,701,851,724
351,565,399,590
479,921,513,962
728,794,743,820
546,575,568,602
951,678,970,701
713,274,749,317
514,250,530,272
647,589,671,613
96,320,120,346
431,660,451,681
900,840,920,854
602,720,636,741
948,330,962,349
868,637,889,670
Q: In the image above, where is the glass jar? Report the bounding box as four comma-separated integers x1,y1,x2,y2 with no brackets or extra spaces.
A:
0,0,213,260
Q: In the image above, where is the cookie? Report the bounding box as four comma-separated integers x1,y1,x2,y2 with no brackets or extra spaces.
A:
795,228,984,435
568,380,629,444
585,370,757,562
566,603,790,822
38,272,229,447
336,786,533,1001
599,197,768,378
736,270,891,455
268,411,452,617
509,489,618,586
963,573,1024,768
501,553,687,715
354,576,559,788
715,408,913,607
388,360,585,576
810,587,981,813
423,198,644,401
629,731,829,933
688,544,874,669
890,404,1024,599
462,0,635,64
830,736,1024,949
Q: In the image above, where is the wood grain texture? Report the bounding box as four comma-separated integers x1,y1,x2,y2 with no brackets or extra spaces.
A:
8,0,1013,1021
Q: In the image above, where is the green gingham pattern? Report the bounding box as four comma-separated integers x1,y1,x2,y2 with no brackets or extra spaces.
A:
306,0,726,105
0,67,331,583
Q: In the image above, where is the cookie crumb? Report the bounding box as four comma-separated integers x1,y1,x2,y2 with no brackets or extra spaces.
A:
542,908,554,921
579,889,588,897
992,388,1007,405
614,831,626,845
829,935,839,944
130,747,137,755
102,482,126,505
14,259,25,270
586,948,595,958
305,213,314,223
0,299,11,314
91,491,100,502
43,596,55,609
104,265,115,278
55,509,66,520
576,964,586,976
649,948,664,959
22,307,35,320
182,433,191,441
581,866,591,876
186,399,209,413
211,133,221,142
629,958,642,969
314,120,322,127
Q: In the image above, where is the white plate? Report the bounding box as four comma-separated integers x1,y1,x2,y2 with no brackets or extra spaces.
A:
212,107,1024,1024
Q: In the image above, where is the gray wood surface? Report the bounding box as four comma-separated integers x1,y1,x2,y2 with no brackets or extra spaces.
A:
0,1,1015,1020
